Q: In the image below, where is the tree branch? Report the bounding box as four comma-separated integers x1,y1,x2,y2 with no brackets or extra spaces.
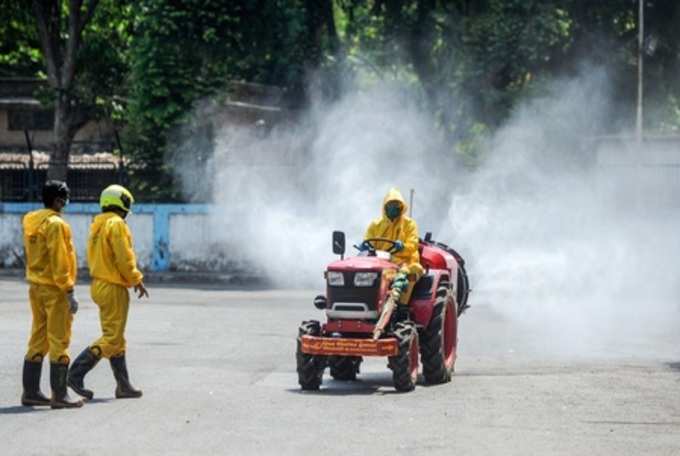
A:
32,0,61,88
61,0,84,88
79,0,100,35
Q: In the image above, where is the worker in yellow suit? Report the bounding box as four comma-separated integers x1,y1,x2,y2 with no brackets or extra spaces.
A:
21,180,83,409
362,188,425,322
68,185,148,400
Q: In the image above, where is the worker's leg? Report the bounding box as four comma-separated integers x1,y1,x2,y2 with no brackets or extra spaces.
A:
41,285,81,409
90,279,129,359
21,284,50,406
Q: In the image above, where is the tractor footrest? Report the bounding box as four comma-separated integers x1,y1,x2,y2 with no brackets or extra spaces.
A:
301,335,398,356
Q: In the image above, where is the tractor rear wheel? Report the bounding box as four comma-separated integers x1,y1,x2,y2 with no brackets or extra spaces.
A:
388,321,419,392
296,320,326,390
330,356,362,381
420,284,456,384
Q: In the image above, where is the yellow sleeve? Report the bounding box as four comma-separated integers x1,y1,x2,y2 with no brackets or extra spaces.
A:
46,220,75,292
401,218,420,263
364,220,379,240
110,221,144,287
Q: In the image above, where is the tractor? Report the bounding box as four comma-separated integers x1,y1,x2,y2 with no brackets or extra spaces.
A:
296,231,470,392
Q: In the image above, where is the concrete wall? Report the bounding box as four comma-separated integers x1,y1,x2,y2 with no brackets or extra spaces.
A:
0,203,211,271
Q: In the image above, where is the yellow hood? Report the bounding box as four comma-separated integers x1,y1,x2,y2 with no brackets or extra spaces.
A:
382,188,408,217
23,209,59,236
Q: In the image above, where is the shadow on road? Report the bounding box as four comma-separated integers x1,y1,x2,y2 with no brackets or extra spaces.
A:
0,405,50,414
666,362,680,372
286,373,436,396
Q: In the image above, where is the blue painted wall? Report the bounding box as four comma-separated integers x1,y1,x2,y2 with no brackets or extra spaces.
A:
0,202,211,272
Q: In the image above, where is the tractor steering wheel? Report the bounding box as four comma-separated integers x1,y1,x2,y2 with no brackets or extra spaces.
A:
363,238,401,253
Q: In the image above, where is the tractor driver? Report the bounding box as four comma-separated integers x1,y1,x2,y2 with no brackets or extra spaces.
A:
360,188,424,321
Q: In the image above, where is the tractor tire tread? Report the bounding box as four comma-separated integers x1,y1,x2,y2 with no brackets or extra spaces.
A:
296,320,325,390
388,321,418,392
420,285,452,384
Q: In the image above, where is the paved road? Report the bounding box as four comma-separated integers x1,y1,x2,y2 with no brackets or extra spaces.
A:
1,278,679,455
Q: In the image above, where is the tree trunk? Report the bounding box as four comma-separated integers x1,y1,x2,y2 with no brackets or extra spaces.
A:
32,0,99,182
49,90,73,181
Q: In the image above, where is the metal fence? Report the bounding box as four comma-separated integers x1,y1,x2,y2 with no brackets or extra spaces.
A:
0,160,125,202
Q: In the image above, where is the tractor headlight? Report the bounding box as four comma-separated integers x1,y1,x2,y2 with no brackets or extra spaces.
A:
354,272,378,287
327,271,345,286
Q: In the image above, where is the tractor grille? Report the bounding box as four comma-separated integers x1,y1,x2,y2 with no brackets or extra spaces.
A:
327,272,380,311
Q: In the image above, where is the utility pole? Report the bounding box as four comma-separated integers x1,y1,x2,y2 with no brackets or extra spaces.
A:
636,0,644,144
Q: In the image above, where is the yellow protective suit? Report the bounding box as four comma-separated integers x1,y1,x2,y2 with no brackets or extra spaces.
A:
87,212,143,358
364,188,425,305
22,209,77,363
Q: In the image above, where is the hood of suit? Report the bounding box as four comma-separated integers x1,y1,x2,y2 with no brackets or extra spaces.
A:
382,188,408,219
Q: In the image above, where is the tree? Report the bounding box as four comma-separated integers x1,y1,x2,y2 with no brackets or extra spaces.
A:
32,0,100,180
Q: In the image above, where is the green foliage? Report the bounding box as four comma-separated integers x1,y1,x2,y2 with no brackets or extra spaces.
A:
124,0,325,199
3,0,680,192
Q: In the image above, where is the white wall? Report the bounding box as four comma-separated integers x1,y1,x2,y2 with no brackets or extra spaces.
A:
0,213,153,269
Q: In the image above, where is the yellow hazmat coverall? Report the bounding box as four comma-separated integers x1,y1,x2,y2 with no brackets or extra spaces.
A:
364,188,425,304
87,213,143,358
22,209,77,363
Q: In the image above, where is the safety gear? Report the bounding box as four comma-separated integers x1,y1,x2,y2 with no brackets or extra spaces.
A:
42,180,70,208
25,283,74,363
364,188,423,276
110,354,142,398
87,213,143,288
67,348,100,400
21,359,50,406
395,304,411,322
67,291,79,314
89,279,130,358
99,184,134,214
50,362,83,409
392,240,404,252
23,209,77,292
385,200,403,220
392,272,409,294
357,240,372,252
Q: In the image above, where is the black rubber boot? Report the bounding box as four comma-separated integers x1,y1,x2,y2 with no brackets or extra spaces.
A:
395,304,411,322
21,359,50,406
50,363,83,409
110,354,142,399
68,348,100,400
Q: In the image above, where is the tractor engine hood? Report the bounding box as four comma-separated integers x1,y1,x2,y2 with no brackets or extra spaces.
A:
327,256,397,272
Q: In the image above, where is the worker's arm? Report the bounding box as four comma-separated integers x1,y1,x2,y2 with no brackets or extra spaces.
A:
110,221,144,287
46,220,75,292
364,220,379,240
401,218,420,261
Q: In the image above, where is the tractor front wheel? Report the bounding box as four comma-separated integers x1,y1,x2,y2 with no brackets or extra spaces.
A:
388,321,419,392
330,356,362,381
296,320,326,390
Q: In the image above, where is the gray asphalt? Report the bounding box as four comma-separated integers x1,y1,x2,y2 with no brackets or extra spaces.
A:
1,278,679,456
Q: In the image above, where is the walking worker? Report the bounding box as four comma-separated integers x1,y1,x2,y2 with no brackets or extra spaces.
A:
21,180,83,409
68,184,148,400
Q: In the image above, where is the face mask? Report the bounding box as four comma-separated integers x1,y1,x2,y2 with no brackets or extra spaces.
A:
385,203,402,220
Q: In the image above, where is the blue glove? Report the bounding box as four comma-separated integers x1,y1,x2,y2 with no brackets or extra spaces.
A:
357,240,372,252
392,240,404,252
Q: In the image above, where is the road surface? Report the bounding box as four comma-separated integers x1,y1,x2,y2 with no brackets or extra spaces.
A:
1,278,679,455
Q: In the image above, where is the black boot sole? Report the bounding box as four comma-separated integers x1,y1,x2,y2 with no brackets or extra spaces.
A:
115,388,143,399
51,400,83,409
21,397,51,407
67,378,94,400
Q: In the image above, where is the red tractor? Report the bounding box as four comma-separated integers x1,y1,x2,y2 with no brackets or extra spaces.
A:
296,231,470,392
